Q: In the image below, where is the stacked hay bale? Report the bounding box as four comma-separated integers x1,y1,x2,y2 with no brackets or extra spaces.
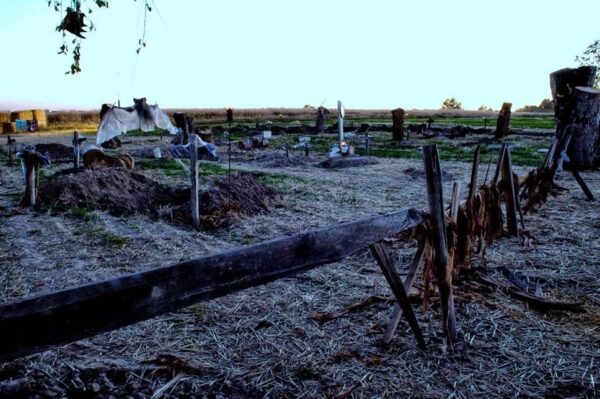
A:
2,122,16,134
32,109,47,128
0,112,10,133
10,110,33,122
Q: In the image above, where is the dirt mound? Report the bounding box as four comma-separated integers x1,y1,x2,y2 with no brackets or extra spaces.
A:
39,169,283,228
39,168,186,216
170,173,285,228
249,152,316,168
35,143,73,161
321,155,379,169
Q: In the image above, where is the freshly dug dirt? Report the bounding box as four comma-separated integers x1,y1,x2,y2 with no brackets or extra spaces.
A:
38,168,187,216
170,173,285,228
321,155,379,169
38,169,283,228
34,143,73,162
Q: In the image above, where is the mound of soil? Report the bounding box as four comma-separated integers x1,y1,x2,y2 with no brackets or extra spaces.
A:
35,143,73,162
321,155,379,169
249,153,316,168
39,169,283,228
39,168,187,215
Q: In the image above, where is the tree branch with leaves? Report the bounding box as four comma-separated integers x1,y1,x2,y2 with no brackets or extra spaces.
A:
49,0,151,74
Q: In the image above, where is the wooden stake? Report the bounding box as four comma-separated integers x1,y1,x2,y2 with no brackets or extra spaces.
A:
571,169,595,201
370,242,426,349
22,151,39,207
450,182,461,222
383,240,425,344
500,146,519,235
492,143,507,184
468,145,481,201
423,144,458,344
72,131,80,169
190,134,200,230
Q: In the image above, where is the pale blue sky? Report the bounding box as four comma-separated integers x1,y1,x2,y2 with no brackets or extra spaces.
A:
1,0,599,111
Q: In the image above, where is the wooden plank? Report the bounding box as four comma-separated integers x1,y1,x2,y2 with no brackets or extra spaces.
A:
370,242,426,349
0,208,423,363
422,145,458,344
382,240,425,344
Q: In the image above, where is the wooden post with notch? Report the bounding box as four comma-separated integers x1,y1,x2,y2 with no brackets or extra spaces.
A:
370,242,426,349
190,134,200,230
423,144,458,344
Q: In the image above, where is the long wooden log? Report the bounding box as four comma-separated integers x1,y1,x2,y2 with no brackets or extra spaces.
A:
423,145,458,344
0,208,423,363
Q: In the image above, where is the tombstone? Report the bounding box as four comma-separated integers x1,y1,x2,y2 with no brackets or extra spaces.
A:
391,108,405,141
314,106,329,134
494,102,512,139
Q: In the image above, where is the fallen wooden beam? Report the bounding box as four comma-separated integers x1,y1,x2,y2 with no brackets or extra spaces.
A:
0,208,423,363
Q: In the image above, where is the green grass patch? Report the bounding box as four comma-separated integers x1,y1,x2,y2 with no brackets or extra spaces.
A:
67,206,99,221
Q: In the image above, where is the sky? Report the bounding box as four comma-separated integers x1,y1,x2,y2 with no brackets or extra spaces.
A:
0,0,599,111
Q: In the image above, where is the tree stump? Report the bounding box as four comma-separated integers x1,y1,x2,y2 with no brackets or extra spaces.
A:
391,108,405,141
550,66,600,168
494,102,512,139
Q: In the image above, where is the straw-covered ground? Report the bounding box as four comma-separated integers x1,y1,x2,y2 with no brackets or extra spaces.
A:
0,132,598,398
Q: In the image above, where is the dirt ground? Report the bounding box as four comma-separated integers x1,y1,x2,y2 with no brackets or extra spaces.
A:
0,131,599,398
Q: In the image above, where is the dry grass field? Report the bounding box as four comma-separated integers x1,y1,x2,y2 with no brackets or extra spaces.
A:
0,126,598,398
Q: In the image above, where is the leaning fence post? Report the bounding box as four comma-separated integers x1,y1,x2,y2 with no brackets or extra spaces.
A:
423,144,458,345
190,134,200,230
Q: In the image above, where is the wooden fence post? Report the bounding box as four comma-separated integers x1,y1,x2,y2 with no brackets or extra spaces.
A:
423,145,458,344
190,134,200,230
72,131,80,169
468,144,481,201
391,108,405,141
7,136,15,166
500,146,519,235
22,151,41,207
494,102,512,139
